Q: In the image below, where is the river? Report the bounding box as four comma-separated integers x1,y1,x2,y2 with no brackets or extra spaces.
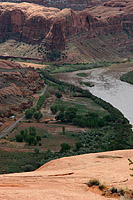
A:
85,63,133,125
54,62,133,125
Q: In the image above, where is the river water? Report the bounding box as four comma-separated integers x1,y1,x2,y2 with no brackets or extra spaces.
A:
83,63,133,125
55,62,133,125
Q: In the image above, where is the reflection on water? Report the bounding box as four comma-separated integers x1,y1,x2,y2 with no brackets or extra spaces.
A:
85,66,133,125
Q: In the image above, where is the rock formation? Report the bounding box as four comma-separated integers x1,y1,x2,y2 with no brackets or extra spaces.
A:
0,0,132,62
0,149,132,200
0,1,132,48
0,60,44,118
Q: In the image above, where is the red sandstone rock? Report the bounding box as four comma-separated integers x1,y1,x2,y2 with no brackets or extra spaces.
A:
0,60,44,118
0,1,132,51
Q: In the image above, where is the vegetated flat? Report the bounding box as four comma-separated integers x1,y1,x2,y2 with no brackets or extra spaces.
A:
0,40,44,58
120,70,133,85
0,83,109,174
1,61,132,175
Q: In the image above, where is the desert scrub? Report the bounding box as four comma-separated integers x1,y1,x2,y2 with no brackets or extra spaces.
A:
128,158,133,176
86,179,100,187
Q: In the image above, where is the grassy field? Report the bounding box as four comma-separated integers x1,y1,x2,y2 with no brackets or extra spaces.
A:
120,71,133,85
45,61,118,73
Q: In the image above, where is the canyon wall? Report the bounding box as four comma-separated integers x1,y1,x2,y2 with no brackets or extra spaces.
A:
0,0,132,59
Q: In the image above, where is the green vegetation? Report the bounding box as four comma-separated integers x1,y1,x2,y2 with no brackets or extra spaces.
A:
46,49,61,61
34,147,40,154
34,111,43,122
44,61,120,73
120,71,133,85
60,143,71,153
40,72,133,151
36,94,46,110
86,179,128,198
77,73,88,77
128,158,133,176
15,127,41,146
1,64,133,175
83,82,94,87
86,179,100,187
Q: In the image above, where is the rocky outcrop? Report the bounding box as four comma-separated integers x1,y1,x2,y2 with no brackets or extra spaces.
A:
0,60,44,118
0,0,132,52
0,149,133,200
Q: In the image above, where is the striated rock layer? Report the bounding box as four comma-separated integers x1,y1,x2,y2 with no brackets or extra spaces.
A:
0,149,133,200
0,1,132,50
0,60,44,118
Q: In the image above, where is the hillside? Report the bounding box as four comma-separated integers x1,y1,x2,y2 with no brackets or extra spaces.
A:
0,149,133,200
0,0,132,62
0,60,44,119
0,0,109,10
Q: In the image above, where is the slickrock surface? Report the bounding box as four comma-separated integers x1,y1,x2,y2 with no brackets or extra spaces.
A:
0,149,132,200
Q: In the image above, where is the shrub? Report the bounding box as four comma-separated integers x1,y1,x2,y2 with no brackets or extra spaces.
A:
86,179,100,187
36,135,41,141
56,92,62,99
50,105,58,114
23,164,33,172
109,187,118,193
34,148,40,154
128,158,133,176
76,142,83,150
60,143,71,153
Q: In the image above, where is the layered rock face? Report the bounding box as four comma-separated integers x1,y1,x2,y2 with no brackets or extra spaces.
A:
0,0,132,52
0,60,44,118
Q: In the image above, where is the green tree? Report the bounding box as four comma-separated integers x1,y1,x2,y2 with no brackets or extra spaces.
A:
62,126,65,134
25,109,33,119
23,129,28,142
20,130,25,136
34,111,43,122
46,49,61,61
65,107,77,122
36,135,41,142
50,105,58,114
29,127,36,137
56,92,62,99
60,143,71,153
15,134,23,142
55,112,66,122
26,135,35,145
76,142,83,150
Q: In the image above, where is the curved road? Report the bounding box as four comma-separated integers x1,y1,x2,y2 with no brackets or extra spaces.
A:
0,84,47,139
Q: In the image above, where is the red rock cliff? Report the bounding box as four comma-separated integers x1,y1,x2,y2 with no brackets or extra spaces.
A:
0,1,132,51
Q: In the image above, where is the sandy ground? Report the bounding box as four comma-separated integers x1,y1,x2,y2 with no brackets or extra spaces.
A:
16,62,48,69
0,149,133,200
